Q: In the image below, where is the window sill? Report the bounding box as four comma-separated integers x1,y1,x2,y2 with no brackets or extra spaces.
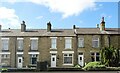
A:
63,64,73,66
65,48,72,49
50,48,57,49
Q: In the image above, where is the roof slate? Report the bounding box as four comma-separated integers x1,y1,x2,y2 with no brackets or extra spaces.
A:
0,28,119,37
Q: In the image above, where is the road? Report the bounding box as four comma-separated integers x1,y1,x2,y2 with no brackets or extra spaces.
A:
2,71,120,73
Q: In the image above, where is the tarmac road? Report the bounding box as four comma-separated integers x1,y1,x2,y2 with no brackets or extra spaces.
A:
2,71,120,73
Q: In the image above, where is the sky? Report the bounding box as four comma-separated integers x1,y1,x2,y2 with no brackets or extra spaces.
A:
0,0,119,29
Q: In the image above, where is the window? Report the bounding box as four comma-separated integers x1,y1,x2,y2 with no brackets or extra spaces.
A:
51,37,57,49
65,37,72,49
1,54,10,58
92,37,99,48
2,38,9,50
30,38,38,50
96,53,100,61
30,54,37,64
78,38,84,47
91,52,100,62
91,53,95,62
17,38,23,51
63,54,73,65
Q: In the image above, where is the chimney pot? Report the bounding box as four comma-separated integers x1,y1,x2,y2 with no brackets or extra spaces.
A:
102,17,104,22
21,21,26,32
100,17,105,31
47,22,51,32
73,25,76,29
96,24,99,28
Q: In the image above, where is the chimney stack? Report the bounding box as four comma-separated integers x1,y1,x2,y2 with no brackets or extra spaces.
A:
96,24,99,28
73,25,76,29
100,17,105,31
47,22,51,32
21,21,26,32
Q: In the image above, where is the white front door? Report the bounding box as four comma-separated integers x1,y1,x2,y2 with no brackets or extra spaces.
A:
17,57,23,68
51,55,56,67
78,55,84,66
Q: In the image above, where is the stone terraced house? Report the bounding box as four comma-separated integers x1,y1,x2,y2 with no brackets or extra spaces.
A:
0,17,119,68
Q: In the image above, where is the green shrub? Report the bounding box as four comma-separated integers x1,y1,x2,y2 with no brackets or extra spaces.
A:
0,68,8,72
83,62,106,70
74,64,81,68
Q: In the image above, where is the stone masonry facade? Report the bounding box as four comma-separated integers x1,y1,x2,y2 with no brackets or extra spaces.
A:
0,17,119,68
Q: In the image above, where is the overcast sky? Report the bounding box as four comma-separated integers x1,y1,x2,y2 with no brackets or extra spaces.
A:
0,0,119,29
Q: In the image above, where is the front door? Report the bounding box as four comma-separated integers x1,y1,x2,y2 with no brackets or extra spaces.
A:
51,55,56,67
17,57,23,68
78,55,84,66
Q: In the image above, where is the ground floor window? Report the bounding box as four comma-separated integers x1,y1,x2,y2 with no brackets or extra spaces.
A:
0,54,10,66
30,54,38,64
63,53,73,65
91,52,100,62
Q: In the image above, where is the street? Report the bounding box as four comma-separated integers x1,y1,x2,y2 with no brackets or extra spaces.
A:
2,71,120,73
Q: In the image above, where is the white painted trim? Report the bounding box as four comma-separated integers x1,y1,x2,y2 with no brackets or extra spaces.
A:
63,53,73,65
17,52,24,54
64,37,72,39
17,38,24,40
62,51,74,53
0,52,10,54
50,37,57,39
1,38,9,40
63,64,73,65
30,38,38,40
90,51,99,52
50,48,57,49
50,51,57,53
28,52,39,54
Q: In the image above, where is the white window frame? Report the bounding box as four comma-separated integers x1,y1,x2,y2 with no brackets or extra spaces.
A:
91,52,100,62
92,37,99,48
50,51,57,54
17,38,24,51
17,52,24,54
30,54,38,64
28,52,39,54
78,38,84,48
63,53,73,65
1,54,10,59
50,37,57,49
1,38,9,50
65,37,72,49
30,38,38,50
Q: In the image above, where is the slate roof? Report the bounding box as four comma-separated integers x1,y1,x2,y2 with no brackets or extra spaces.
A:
76,28,119,34
0,28,119,37
0,29,76,37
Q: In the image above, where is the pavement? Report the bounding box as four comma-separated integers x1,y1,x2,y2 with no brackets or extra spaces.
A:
1,71,120,73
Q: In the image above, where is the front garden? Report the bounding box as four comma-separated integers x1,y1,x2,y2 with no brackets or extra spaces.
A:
74,46,120,71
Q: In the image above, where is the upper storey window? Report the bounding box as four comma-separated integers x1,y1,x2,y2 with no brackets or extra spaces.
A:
30,38,38,50
1,38,9,51
17,38,23,51
92,37,99,48
78,38,84,48
65,37,72,49
50,37,57,49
